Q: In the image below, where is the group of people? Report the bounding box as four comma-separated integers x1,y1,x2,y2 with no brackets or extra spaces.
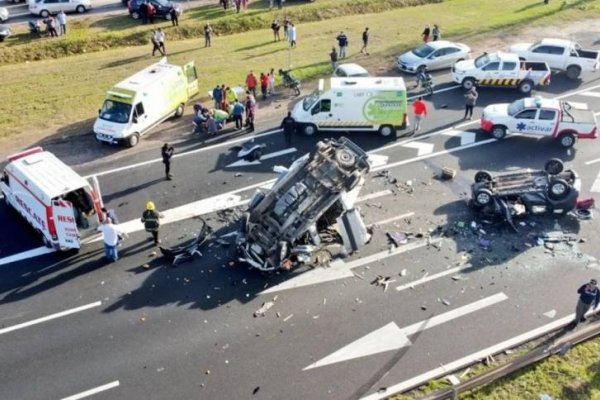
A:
245,70,276,100
219,0,251,13
270,18,296,46
421,23,441,42
329,28,370,69
32,11,67,38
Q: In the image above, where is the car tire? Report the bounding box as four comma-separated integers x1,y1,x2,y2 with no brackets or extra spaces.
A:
544,158,564,175
462,77,476,90
566,65,581,80
131,11,140,19
473,188,493,207
336,149,356,169
518,80,533,94
558,132,576,148
491,125,507,140
76,5,85,13
302,124,318,136
174,104,184,117
548,178,570,200
127,133,140,147
378,125,394,137
474,170,493,183
40,10,49,18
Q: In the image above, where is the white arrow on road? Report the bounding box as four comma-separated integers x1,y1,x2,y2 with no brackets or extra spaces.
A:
401,141,434,156
441,129,476,146
303,292,508,370
367,154,389,168
226,148,297,168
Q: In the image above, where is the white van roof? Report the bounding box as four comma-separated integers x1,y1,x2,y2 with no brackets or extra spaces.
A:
330,77,406,91
7,149,90,202
114,57,181,92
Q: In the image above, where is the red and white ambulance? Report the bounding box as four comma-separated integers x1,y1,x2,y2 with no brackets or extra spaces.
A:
1,147,104,250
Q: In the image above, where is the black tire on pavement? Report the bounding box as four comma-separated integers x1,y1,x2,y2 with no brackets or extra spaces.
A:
474,171,493,183
544,158,564,175
473,188,493,207
548,178,570,200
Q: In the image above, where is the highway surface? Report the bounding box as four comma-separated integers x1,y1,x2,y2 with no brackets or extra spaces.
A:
1,35,600,400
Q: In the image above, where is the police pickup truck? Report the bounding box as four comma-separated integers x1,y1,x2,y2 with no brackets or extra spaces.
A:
510,38,600,80
451,52,551,94
480,97,598,148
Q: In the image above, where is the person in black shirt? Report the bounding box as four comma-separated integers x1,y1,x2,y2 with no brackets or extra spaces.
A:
169,6,178,26
360,27,369,55
280,112,296,147
569,279,600,329
161,143,174,180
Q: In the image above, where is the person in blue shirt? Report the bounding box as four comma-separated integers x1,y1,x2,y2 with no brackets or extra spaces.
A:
232,99,245,130
212,85,223,110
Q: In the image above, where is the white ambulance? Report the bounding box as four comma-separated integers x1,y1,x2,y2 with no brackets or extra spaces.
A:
1,147,104,250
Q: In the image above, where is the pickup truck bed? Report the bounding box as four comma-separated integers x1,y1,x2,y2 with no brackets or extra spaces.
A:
562,106,596,124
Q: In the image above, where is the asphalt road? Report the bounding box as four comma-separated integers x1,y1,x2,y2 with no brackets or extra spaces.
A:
1,39,600,400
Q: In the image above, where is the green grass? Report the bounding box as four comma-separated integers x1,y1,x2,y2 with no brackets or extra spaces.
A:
0,0,599,140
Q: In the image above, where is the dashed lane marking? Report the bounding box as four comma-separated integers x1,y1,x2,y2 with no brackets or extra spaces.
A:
401,141,434,156
60,381,120,400
579,91,600,98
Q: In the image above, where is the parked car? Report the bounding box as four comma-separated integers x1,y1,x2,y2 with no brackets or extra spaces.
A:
397,40,470,73
29,0,91,17
0,7,8,22
128,0,181,20
333,63,370,78
470,159,580,229
0,24,11,42
237,137,372,272
510,38,600,80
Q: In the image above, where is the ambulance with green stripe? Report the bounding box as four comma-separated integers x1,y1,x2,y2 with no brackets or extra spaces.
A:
451,52,551,95
94,58,199,147
291,77,408,137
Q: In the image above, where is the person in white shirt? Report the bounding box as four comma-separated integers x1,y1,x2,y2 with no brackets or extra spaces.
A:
97,218,125,262
57,10,67,35
152,29,166,56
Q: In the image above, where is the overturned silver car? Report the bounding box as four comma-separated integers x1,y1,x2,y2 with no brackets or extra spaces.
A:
237,137,371,272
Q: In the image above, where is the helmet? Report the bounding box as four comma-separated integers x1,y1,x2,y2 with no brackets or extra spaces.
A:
146,201,155,210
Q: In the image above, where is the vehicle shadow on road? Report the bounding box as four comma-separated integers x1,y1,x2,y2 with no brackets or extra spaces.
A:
102,178,165,203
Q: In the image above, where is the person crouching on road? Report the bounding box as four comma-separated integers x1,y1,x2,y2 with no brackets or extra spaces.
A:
97,217,125,262
569,279,600,329
141,201,161,245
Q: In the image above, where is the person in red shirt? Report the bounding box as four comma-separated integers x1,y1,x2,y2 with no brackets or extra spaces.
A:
246,71,257,98
260,72,269,100
412,96,427,134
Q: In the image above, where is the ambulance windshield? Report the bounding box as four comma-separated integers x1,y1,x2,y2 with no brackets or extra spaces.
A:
99,100,132,123
303,89,321,111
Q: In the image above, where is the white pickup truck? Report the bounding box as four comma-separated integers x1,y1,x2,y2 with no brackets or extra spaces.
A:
451,52,551,94
480,97,598,148
510,38,600,80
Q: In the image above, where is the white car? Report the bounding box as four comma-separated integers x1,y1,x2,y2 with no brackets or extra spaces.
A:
29,0,91,17
334,63,370,78
397,40,470,73
0,7,9,22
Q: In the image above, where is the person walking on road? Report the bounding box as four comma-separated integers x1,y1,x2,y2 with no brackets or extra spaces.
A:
57,10,67,35
569,279,600,329
161,143,174,180
204,23,213,47
245,95,256,133
97,218,125,262
329,47,338,71
464,87,478,120
232,99,245,130
280,112,296,147
141,201,161,245
412,96,428,134
360,27,369,55
336,31,348,58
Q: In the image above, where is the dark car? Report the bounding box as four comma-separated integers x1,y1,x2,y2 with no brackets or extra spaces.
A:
128,0,181,20
0,24,11,42
470,158,580,228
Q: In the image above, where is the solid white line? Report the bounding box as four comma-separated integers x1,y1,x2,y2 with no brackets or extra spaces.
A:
360,314,577,400
395,266,464,292
407,85,461,100
555,82,600,99
357,190,394,202
578,91,600,98
585,157,600,165
0,301,102,335
0,246,56,267
61,381,120,400
261,147,297,160
590,171,600,193
371,212,415,226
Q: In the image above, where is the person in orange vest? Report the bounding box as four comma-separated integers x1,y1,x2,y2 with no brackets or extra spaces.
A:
411,96,428,135
246,71,257,98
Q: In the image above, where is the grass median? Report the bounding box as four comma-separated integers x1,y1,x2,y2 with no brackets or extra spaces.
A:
0,0,599,141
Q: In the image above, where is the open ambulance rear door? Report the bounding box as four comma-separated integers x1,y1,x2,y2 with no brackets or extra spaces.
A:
52,199,81,250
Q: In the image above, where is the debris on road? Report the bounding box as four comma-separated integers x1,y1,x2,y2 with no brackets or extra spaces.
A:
283,314,294,322
254,301,275,317
372,275,396,292
253,387,260,395
387,231,408,246
440,166,457,180
400,269,407,277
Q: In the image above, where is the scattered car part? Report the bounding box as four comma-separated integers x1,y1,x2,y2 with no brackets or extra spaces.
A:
159,220,211,266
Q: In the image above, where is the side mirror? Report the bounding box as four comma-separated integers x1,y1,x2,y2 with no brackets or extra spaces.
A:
132,116,138,124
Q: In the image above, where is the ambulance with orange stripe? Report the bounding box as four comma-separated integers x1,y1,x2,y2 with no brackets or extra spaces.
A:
1,147,104,250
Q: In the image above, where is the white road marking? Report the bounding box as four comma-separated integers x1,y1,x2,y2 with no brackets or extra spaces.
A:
304,293,507,370
360,313,576,400
0,246,56,267
367,154,389,168
555,82,600,99
401,141,435,156
61,381,120,400
579,91,600,98
261,239,440,294
396,266,465,292
590,170,600,193
441,130,477,146
407,85,462,100
371,212,415,226
357,190,394,202
225,147,297,168
585,157,600,165
0,301,102,335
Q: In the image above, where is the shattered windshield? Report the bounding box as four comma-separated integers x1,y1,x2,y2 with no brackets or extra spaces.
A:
99,100,131,123
303,89,321,111
508,99,525,116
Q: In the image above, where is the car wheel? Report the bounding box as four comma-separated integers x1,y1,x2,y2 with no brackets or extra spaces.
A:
473,188,493,207
76,5,85,13
566,65,581,80
462,77,476,90
336,149,356,169
474,171,493,183
518,80,533,94
127,133,140,147
378,125,394,137
40,10,49,18
491,125,507,139
131,11,140,19
548,178,570,200
302,124,317,136
174,104,184,117
544,158,564,175
558,132,576,148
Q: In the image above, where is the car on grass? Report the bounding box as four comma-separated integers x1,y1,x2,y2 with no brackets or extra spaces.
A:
0,7,9,22
470,159,581,229
128,0,181,20
397,40,470,73
333,63,370,78
29,0,91,17
236,137,372,272
0,24,11,42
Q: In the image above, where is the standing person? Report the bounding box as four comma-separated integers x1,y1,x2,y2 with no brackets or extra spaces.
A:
432,24,440,41
245,95,256,132
225,86,238,105
464,87,478,120
268,68,276,95
421,24,431,42
204,23,213,47
234,0,241,13
152,28,166,56
329,47,338,71
220,0,228,11
97,218,125,262
241,0,248,11
336,31,348,58
161,143,174,180
246,71,257,97
283,18,289,40
276,0,282,9
212,84,223,110
280,111,296,147
147,2,156,23
288,23,296,47
140,1,148,24
271,20,281,42
412,96,428,134
169,6,178,26
569,279,600,329
57,10,67,35
207,113,218,136
232,99,245,130
44,16,58,37
360,27,369,55
141,202,161,245
101,207,120,225
260,72,269,100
